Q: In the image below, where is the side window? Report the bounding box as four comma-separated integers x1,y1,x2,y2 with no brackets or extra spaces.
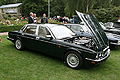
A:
20,25,26,32
38,26,50,38
23,25,37,34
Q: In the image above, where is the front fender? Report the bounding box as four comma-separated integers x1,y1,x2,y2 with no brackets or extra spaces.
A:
64,47,97,61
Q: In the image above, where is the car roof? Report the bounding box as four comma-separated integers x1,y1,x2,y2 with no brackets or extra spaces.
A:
26,24,65,28
64,24,81,26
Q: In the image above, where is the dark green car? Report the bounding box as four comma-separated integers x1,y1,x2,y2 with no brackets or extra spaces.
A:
7,11,110,69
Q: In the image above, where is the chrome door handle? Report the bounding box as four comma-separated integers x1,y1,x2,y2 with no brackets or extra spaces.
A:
22,33,24,36
36,37,39,40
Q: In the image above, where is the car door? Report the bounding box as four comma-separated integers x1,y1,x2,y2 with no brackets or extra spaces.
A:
34,26,66,57
21,25,38,50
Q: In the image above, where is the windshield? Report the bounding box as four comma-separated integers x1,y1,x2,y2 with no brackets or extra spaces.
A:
50,25,75,39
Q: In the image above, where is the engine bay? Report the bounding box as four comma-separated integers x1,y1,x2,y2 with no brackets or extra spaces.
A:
63,36,96,50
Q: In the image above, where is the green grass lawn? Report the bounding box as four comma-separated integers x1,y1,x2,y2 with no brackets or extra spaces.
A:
0,36,120,80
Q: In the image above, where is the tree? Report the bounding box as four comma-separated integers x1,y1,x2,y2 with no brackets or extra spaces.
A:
63,0,118,16
64,0,97,16
0,0,5,6
92,6,120,22
20,0,47,17
93,0,113,9
50,0,65,17
112,0,120,7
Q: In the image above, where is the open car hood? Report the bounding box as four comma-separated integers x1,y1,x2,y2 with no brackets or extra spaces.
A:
76,11,109,51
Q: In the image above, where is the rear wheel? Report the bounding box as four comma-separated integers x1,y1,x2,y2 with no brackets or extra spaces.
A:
64,51,83,69
15,39,23,50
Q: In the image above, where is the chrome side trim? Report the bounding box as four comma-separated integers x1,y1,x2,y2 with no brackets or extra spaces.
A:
22,35,94,53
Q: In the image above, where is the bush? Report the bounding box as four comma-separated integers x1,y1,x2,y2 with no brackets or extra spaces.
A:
92,6,120,23
0,25,23,32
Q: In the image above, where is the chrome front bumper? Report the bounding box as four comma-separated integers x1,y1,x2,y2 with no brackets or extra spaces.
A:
85,48,110,62
7,37,14,41
110,42,120,46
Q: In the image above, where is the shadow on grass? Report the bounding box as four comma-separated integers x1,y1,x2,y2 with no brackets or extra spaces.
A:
22,48,109,70
6,42,111,71
24,48,63,64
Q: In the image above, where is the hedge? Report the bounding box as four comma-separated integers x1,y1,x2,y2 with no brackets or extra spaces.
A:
0,25,23,32
92,6,120,23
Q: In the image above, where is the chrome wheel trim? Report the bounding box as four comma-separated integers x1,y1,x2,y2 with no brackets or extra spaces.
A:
15,40,21,49
66,53,79,68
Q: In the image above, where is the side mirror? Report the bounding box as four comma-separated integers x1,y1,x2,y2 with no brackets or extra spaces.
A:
80,30,84,32
46,35,53,40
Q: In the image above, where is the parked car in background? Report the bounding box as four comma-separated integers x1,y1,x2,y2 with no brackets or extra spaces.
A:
103,22,120,35
64,23,120,46
100,22,120,46
7,11,110,69
104,22,120,28
64,24,91,37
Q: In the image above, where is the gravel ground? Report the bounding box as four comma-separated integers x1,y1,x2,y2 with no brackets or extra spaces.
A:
0,32,8,36
0,32,8,42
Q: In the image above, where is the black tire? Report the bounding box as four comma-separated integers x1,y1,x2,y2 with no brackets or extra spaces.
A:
64,51,83,69
15,39,23,50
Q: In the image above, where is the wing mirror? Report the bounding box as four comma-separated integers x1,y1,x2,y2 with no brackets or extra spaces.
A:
80,30,84,32
46,35,53,40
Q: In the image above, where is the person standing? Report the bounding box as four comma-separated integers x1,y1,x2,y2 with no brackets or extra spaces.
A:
33,13,37,23
28,12,34,24
41,13,48,23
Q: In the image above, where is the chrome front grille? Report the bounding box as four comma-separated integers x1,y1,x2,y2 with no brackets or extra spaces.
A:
96,46,110,59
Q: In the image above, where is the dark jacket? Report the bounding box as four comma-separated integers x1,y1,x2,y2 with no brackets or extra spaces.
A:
28,16,34,24
41,17,48,23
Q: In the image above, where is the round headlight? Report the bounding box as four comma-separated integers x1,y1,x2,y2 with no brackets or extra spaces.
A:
118,40,120,44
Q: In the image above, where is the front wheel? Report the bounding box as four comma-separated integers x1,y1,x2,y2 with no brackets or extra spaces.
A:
64,51,83,69
15,39,23,50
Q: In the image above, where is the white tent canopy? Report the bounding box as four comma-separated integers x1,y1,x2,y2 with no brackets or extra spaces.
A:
0,3,22,9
